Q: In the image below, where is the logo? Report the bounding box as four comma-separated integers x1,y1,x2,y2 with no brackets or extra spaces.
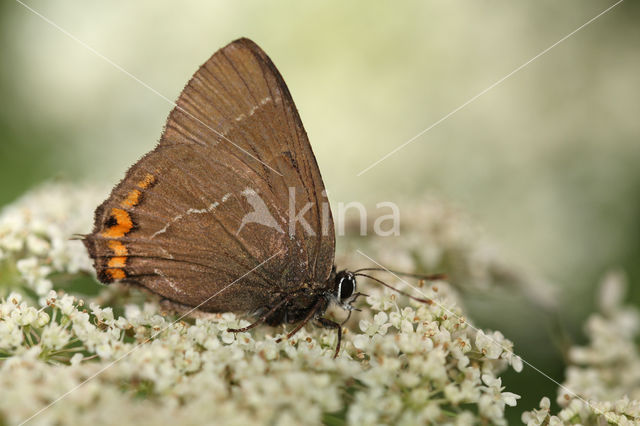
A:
236,186,400,237
236,188,284,235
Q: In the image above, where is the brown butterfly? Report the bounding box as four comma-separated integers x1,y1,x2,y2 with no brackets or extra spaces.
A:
83,38,435,357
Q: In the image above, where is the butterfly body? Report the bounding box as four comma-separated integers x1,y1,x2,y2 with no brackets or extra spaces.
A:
83,38,360,356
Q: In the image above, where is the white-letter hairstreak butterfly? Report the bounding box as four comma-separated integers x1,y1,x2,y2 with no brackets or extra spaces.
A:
83,38,441,357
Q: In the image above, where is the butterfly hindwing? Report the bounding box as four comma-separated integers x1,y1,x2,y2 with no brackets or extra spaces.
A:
84,38,335,312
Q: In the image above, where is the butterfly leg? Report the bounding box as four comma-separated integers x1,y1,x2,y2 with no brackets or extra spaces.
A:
227,294,294,333
275,298,324,343
316,317,342,359
339,291,368,325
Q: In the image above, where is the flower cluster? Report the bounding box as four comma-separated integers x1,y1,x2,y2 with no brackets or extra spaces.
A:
0,183,106,297
521,271,640,425
0,286,522,426
0,183,524,425
338,197,557,311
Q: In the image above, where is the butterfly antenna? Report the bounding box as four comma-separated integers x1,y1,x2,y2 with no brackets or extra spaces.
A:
353,267,446,281
354,273,433,305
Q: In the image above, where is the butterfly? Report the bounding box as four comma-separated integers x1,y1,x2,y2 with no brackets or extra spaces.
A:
83,38,436,357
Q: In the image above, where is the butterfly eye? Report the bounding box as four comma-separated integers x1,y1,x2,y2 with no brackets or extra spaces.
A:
338,274,356,301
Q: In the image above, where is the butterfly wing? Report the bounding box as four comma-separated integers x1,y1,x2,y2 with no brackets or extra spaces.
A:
84,38,335,312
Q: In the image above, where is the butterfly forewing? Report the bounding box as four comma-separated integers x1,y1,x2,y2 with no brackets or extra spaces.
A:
84,38,335,312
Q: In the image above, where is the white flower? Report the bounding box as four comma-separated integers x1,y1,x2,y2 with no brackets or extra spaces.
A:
35,311,50,327
90,303,114,324
26,234,50,256
365,291,397,311
389,306,417,333
220,330,236,344
15,306,38,326
69,353,84,366
56,294,77,316
40,323,70,350
16,257,52,286
352,334,369,350
475,330,503,359
510,354,523,372
0,320,23,349
521,396,551,425
359,311,391,336
482,374,520,406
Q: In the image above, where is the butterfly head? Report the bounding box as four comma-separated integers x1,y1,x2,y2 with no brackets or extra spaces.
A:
331,270,360,311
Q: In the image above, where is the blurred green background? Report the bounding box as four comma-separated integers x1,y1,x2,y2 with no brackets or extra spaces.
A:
1,0,638,421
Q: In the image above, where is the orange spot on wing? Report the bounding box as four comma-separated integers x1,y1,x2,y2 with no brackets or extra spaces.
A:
101,208,133,238
120,189,141,208
107,240,128,256
106,268,126,280
137,173,155,189
108,256,127,268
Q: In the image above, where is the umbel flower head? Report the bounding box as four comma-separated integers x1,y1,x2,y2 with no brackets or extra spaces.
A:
522,271,640,426
0,183,523,425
